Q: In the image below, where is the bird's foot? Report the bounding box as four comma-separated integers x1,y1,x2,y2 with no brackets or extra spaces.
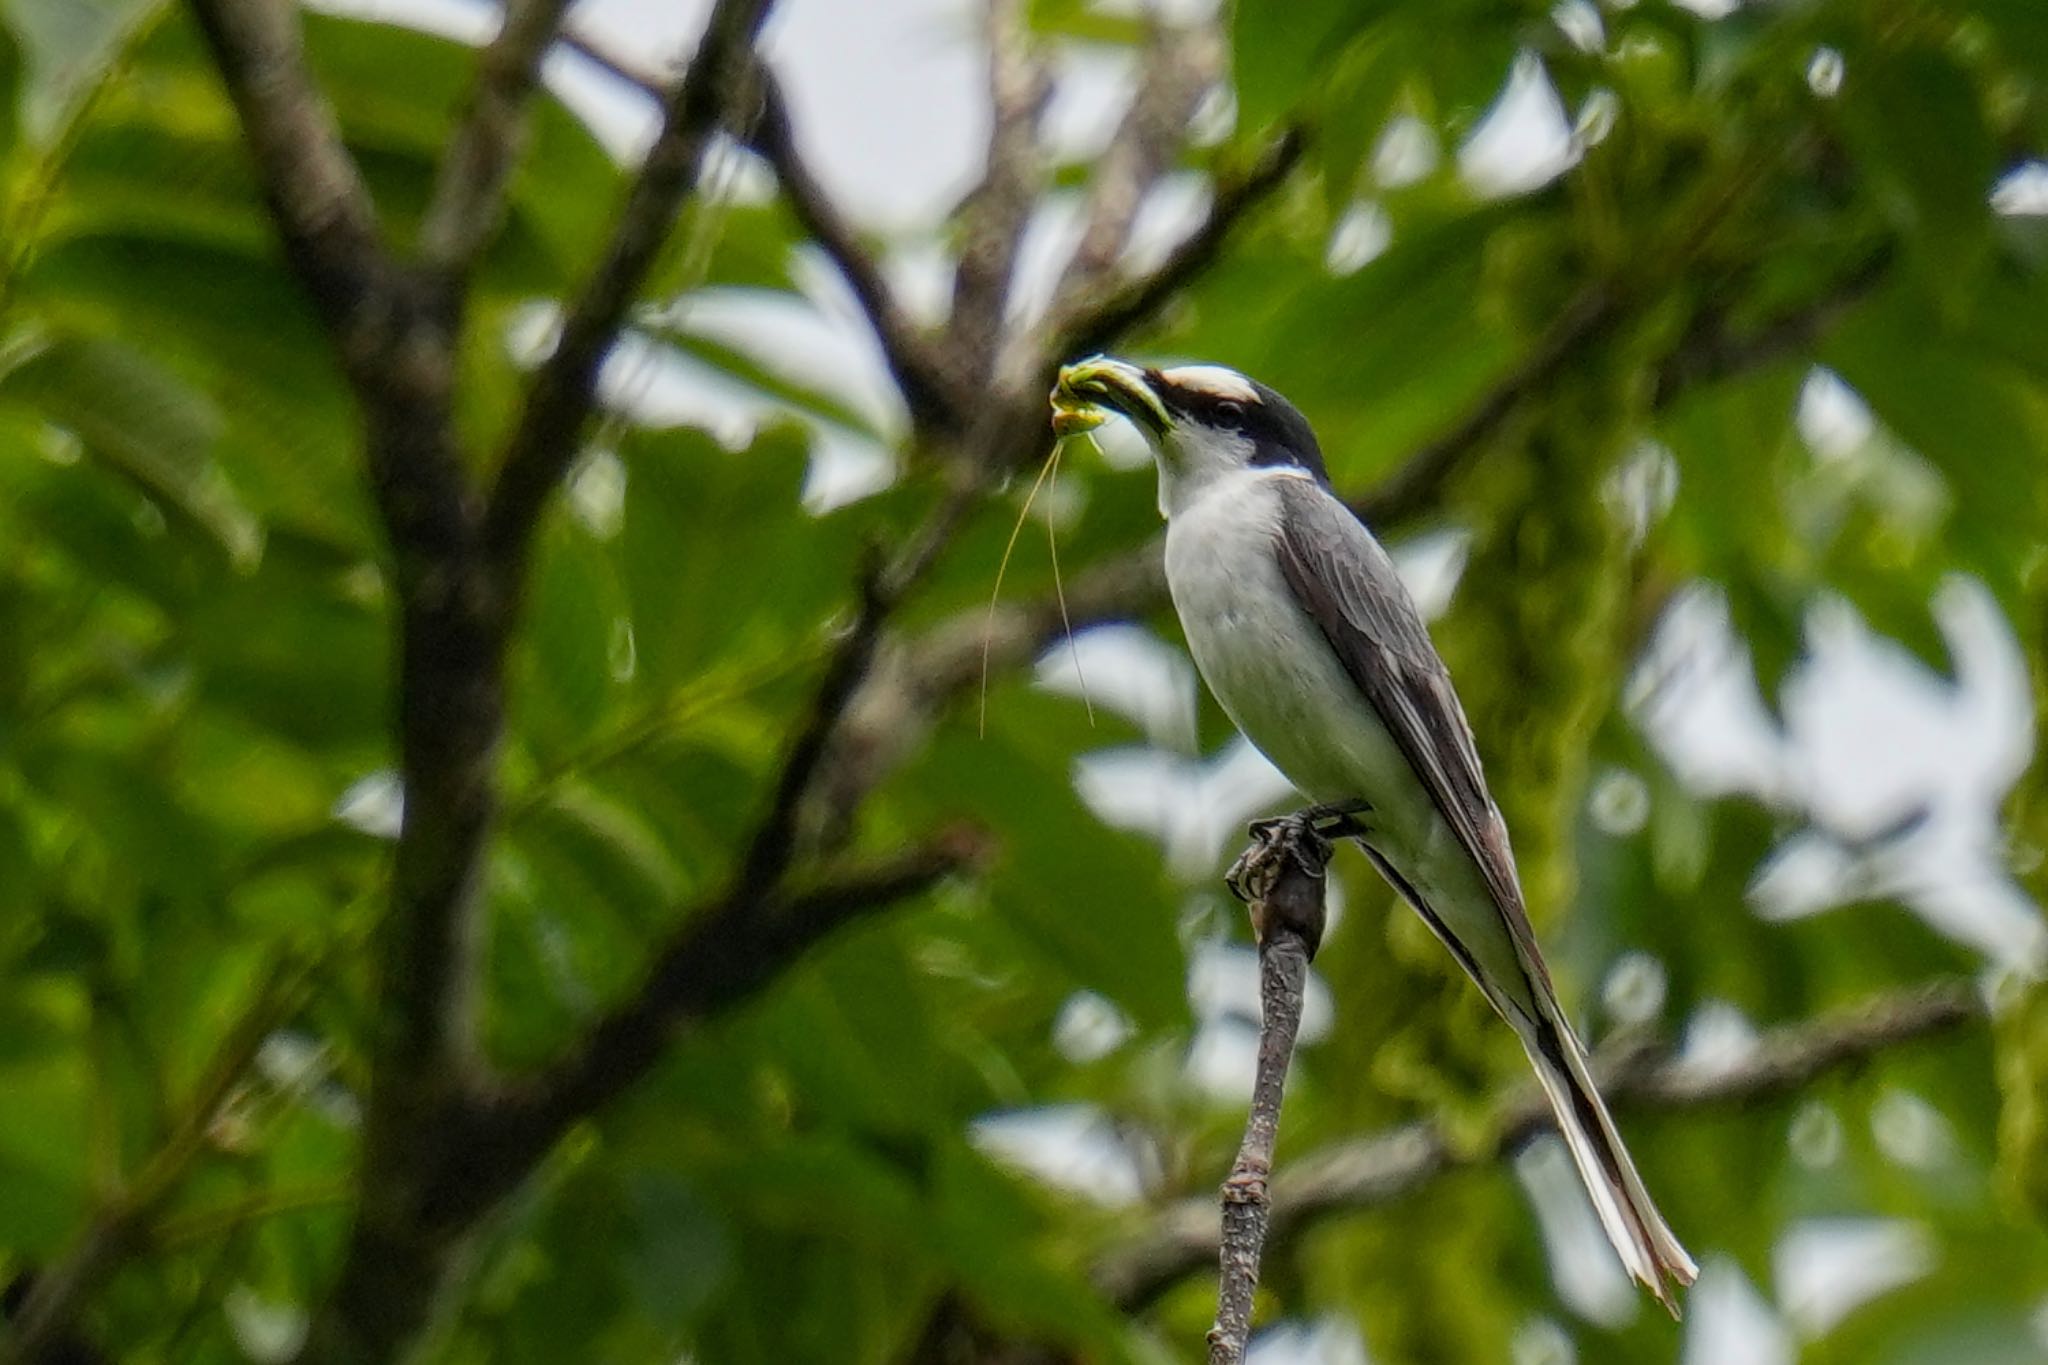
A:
1226,801,1365,904
1248,799,1370,844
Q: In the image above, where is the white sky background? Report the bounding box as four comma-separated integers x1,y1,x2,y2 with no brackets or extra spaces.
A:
321,1,2048,1359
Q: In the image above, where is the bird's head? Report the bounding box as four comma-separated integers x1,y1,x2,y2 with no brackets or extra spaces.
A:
1051,356,1327,509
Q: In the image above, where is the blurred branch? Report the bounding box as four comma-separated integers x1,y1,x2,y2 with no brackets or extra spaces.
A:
1097,979,1985,1309
555,21,668,99
185,0,397,384
734,562,895,890
1209,820,1332,1365
448,832,988,1219
747,68,962,434
1048,127,1306,364
1357,284,1617,527
1652,245,1896,406
445,514,990,1224
1,944,327,1365
420,0,577,282
946,0,1049,388
484,0,777,575
1052,20,1222,310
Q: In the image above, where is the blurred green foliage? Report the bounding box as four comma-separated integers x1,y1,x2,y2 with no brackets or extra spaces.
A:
0,0,2043,1361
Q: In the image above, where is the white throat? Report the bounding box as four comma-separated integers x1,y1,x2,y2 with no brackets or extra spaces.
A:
1151,423,1261,518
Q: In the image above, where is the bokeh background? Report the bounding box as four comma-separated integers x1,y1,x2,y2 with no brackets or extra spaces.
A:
1,0,2046,1361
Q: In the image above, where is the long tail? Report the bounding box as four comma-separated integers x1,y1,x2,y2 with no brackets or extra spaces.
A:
1355,844,1696,1311
1519,1007,1698,1316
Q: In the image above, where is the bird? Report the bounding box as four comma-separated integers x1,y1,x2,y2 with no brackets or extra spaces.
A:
1050,355,1698,1314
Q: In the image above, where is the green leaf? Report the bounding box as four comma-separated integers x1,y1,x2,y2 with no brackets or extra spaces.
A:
0,11,23,160
617,423,851,690
899,691,1186,1029
1821,287,2048,613
1834,45,1996,306
0,331,260,562
1231,0,1378,133
0,1026,91,1255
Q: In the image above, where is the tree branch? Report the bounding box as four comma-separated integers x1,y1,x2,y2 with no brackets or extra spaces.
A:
483,0,777,573
1053,20,1221,311
0,943,326,1365
1097,978,1984,1310
1209,819,1333,1365
185,0,396,384
946,0,1048,388
747,68,961,434
441,832,986,1223
1651,245,1895,407
555,20,667,99
734,561,894,891
1047,127,1305,364
419,0,577,282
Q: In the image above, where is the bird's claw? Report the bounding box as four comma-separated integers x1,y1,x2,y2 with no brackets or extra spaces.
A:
1249,799,1370,844
1226,801,1367,904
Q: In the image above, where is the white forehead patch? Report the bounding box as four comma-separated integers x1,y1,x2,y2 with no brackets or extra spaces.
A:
1158,365,1259,404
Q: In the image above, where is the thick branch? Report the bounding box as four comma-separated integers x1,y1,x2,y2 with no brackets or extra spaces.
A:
185,0,395,383
419,0,577,280
1098,978,1984,1309
484,0,776,571
748,69,960,433
1209,821,1332,1365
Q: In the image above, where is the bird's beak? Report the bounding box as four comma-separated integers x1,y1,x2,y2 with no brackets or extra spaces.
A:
1052,356,1171,438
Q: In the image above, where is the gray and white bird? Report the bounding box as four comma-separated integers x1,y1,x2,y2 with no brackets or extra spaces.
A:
1051,356,1697,1313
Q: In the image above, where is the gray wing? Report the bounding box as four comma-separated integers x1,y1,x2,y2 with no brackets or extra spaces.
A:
1269,478,1554,991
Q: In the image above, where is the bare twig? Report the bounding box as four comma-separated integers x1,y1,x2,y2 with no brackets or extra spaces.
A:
1209,819,1333,1365
420,0,578,281
947,0,1048,387
556,21,667,99
1053,20,1222,309
734,562,894,890
1048,127,1305,364
747,68,960,433
484,0,777,573
1098,978,1984,1309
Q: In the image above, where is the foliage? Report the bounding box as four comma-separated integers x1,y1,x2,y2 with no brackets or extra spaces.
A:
0,0,2041,1361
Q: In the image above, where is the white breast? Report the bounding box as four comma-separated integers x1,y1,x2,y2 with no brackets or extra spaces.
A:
1161,469,1438,849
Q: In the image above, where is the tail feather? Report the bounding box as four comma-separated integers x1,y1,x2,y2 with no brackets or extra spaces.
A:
1521,1013,1698,1316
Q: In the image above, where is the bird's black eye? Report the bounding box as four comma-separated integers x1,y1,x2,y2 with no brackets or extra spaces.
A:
1214,400,1246,427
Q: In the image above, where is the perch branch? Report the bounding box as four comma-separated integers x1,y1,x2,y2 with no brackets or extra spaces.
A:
1097,978,1984,1310
1208,818,1334,1365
